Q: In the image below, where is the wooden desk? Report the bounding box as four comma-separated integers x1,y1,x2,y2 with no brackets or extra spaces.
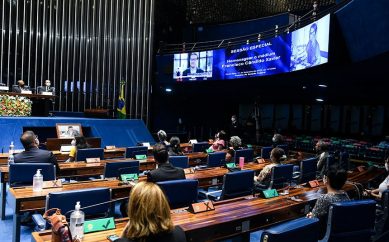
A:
31,169,382,242
46,137,102,151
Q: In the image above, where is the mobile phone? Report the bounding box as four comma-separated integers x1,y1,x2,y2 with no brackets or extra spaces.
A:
107,234,120,242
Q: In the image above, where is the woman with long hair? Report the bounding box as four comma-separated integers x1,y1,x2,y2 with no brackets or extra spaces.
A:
118,182,186,242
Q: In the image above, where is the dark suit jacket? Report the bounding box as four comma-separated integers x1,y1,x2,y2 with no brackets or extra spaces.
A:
12,85,31,93
147,163,185,183
38,86,55,94
182,68,204,76
14,147,57,166
116,226,186,242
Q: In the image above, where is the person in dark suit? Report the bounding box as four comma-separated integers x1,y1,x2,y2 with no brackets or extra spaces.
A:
147,143,185,182
182,53,204,76
13,131,57,166
118,182,186,242
12,80,31,93
38,80,55,94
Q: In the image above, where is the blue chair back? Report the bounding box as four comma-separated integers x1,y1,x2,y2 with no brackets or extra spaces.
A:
46,188,111,217
221,170,254,200
76,148,104,162
234,148,254,163
260,217,320,242
261,146,273,159
125,146,148,158
300,157,318,183
322,199,376,242
207,152,226,167
192,142,209,153
157,179,198,209
277,144,289,155
270,164,294,189
169,156,189,168
103,160,140,178
9,163,56,187
379,189,389,234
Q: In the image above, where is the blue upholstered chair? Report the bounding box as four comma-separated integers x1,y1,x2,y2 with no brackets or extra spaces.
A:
9,163,56,187
76,148,104,161
205,170,254,201
32,188,112,231
234,148,254,163
376,189,389,236
261,146,273,159
157,179,198,209
255,217,320,242
299,157,318,183
192,142,209,153
169,156,189,168
207,152,226,168
124,146,148,159
103,160,140,178
319,199,376,242
269,164,294,189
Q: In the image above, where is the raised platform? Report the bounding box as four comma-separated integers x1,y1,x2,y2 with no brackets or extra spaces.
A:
0,117,155,150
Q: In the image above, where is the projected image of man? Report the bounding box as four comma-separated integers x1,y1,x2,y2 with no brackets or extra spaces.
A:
306,23,321,67
183,53,204,76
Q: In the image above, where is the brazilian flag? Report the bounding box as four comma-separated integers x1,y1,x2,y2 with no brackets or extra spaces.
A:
117,81,126,119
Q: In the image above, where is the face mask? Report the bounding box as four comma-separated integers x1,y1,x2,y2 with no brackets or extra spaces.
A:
385,163,389,171
35,138,40,145
272,137,276,143
231,118,236,122
71,140,76,146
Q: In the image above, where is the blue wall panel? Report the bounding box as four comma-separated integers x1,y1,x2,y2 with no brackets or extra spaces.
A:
0,117,155,150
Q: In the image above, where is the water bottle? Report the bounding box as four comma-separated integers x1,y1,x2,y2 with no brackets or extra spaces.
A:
7,153,14,166
9,141,14,154
32,169,43,192
70,201,85,241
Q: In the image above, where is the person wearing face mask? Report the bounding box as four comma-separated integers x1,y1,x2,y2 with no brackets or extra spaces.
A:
315,140,329,177
365,157,389,199
229,115,241,138
67,136,90,162
13,131,57,166
306,164,349,239
209,130,227,152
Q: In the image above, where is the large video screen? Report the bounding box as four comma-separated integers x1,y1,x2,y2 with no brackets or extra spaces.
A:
165,14,330,82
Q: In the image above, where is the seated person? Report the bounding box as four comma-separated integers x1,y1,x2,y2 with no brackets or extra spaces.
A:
225,136,243,162
365,157,389,199
168,136,183,156
67,136,90,162
209,130,227,152
147,143,185,182
254,147,285,187
315,140,329,177
14,131,57,166
118,182,186,242
12,80,31,93
157,130,169,146
306,165,349,239
38,80,55,94
272,133,284,148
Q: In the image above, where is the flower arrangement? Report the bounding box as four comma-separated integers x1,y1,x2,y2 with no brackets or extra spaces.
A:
0,95,32,116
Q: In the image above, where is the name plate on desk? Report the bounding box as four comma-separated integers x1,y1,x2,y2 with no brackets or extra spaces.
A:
105,145,116,150
135,154,147,160
0,86,9,91
263,189,279,199
21,90,32,94
43,180,63,188
308,180,320,188
189,201,215,214
41,91,53,95
120,173,139,182
86,157,101,163
84,217,115,234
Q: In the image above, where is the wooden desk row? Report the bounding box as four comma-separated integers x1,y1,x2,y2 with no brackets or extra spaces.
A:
8,161,272,242
30,168,384,242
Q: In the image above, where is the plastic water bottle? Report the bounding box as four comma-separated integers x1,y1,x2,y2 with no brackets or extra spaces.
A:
9,141,14,154
32,169,43,192
70,201,85,241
